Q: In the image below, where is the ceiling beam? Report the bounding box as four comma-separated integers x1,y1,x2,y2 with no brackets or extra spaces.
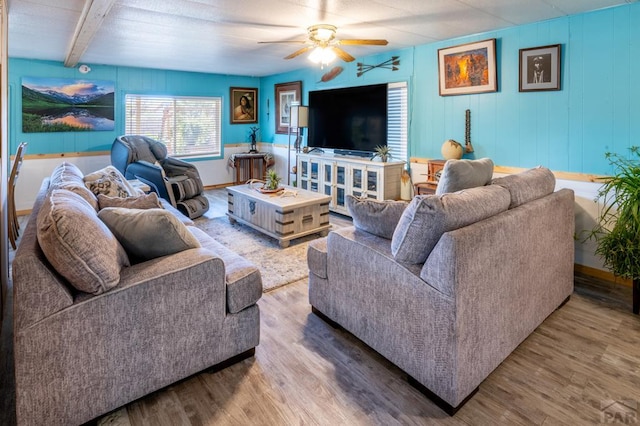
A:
64,0,117,67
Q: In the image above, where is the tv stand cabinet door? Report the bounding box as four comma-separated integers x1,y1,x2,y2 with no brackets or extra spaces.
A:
297,155,320,192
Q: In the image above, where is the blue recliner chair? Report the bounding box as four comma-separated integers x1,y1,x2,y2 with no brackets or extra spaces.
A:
111,135,209,219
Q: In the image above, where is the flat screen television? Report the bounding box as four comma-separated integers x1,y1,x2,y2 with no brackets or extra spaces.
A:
308,84,387,157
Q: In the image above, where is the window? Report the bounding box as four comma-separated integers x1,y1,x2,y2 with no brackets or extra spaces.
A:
387,82,408,163
125,94,222,158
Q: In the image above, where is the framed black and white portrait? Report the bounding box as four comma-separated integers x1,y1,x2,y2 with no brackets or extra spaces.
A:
519,44,561,92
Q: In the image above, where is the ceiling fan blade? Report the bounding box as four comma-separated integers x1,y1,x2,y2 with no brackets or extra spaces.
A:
285,46,314,60
332,47,355,62
258,40,307,44
338,39,389,46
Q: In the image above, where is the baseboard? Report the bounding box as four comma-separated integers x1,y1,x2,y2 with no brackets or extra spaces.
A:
574,264,631,287
204,182,235,190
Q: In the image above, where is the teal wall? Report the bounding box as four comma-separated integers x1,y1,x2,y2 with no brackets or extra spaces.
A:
9,59,261,158
8,3,640,175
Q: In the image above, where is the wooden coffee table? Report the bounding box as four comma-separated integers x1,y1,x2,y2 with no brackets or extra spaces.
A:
227,184,331,248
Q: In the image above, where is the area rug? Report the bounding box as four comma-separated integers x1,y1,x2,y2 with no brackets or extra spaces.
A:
193,215,339,292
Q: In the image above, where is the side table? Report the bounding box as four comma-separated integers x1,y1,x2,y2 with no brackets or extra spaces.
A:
128,179,151,194
414,159,446,195
230,153,275,184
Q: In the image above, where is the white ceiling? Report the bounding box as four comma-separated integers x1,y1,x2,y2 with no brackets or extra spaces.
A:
7,0,633,77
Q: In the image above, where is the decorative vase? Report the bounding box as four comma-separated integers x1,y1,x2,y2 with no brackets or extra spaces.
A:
441,139,463,160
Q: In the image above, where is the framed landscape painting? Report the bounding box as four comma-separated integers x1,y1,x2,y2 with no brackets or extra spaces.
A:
21,77,115,132
519,44,561,92
275,81,302,134
438,39,497,96
230,87,258,124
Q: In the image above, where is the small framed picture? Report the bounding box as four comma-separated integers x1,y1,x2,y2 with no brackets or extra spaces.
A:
230,87,258,124
437,38,497,96
519,44,561,92
275,81,302,134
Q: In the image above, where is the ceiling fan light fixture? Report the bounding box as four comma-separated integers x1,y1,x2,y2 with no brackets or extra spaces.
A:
308,24,337,43
308,46,336,66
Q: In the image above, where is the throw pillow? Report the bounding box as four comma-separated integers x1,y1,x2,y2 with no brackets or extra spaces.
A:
86,176,131,198
84,165,139,198
50,161,84,182
48,162,99,210
346,195,408,239
37,189,130,295
97,192,163,210
435,158,494,195
391,185,511,264
490,166,556,208
98,207,201,262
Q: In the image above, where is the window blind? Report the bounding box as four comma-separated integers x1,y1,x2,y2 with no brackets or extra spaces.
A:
125,94,222,157
387,82,408,164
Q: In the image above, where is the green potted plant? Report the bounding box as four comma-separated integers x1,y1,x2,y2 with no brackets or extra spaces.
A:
588,146,640,314
264,168,282,191
372,145,392,162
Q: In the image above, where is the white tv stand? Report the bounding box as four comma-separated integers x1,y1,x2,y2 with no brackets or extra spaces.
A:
296,152,405,216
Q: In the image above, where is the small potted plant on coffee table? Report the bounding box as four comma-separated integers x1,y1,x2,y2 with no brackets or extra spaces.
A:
262,168,282,192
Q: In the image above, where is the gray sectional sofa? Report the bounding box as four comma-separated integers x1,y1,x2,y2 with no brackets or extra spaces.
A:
12,162,262,425
307,165,575,414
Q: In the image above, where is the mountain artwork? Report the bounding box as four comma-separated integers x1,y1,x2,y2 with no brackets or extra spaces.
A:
22,77,115,132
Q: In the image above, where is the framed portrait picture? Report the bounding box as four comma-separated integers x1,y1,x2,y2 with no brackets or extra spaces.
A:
275,81,302,134
519,44,561,92
438,38,497,96
230,87,258,124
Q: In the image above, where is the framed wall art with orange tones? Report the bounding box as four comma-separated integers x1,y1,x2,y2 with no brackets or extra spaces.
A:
438,39,497,96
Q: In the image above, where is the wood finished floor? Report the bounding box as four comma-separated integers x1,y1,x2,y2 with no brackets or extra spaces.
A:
1,189,639,425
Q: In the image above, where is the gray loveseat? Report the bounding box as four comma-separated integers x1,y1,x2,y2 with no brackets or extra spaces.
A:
307,165,574,414
12,162,262,425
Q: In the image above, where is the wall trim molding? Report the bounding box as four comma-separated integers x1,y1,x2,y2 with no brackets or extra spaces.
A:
574,264,631,287
22,151,111,160
409,157,605,184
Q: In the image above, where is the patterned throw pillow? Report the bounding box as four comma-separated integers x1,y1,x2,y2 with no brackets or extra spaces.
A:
84,165,139,198
86,176,130,197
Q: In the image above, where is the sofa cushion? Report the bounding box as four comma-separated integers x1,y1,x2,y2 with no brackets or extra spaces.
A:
98,207,201,262
189,226,262,314
48,162,98,210
37,189,130,295
346,195,408,239
435,158,494,195
391,185,511,264
97,192,163,210
84,166,140,198
490,166,556,208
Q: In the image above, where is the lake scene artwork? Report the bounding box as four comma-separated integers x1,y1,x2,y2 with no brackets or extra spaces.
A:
22,77,115,132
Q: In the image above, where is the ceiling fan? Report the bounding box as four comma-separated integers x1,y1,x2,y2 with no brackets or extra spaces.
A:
259,24,388,64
